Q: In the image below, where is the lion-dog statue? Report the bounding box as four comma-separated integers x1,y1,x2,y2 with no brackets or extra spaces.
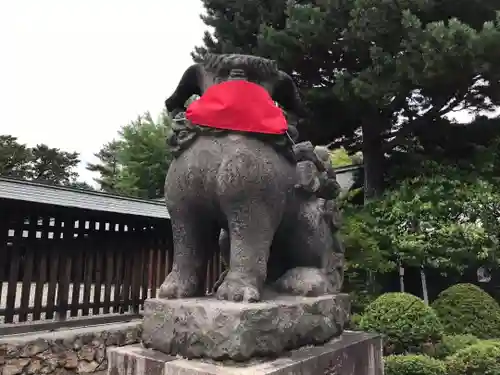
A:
160,54,344,303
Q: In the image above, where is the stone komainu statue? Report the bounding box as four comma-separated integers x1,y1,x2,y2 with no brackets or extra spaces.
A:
160,53,344,302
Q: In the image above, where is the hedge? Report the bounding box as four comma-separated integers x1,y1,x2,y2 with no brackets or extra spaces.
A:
432,283,500,339
446,341,500,375
433,334,479,359
359,292,443,354
385,355,447,375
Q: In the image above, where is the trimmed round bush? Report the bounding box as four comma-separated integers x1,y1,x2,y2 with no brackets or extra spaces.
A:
431,283,500,339
434,334,479,359
446,341,500,375
359,293,443,354
385,355,447,375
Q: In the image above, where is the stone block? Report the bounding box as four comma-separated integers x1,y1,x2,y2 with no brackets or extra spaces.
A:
108,331,383,375
141,293,350,361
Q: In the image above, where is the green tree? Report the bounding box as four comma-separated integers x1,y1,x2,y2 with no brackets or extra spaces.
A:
0,136,82,186
87,140,122,192
30,144,80,186
116,112,173,198
67,181,95,191
387,115,500,189
193,0,289,58
260,1,500,197
357,162,500,302
340,200,395,310
0,135,32,179
195,0,500,198
89,111,173,199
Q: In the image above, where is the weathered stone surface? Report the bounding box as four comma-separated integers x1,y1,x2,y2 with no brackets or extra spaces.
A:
0,321,141,375
64,351,79,368
142,293,350,361
2,358,30,375
109,331,383,375
107,346,176,375
161,54,345,305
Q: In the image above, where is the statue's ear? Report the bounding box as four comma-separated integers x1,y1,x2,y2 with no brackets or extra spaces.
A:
165,64,203,114
272,71,309,118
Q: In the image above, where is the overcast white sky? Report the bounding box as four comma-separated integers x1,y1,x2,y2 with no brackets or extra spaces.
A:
1,1,499,185
0,0,207,184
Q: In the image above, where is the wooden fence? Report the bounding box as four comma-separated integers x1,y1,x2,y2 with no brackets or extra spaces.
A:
0,199,224,334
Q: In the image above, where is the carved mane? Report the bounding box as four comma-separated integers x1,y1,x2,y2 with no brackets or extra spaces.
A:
201,54,280,81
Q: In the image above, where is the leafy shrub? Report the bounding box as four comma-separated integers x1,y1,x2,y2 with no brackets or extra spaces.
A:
329,147,362,167
348,288,380,314
359,292,443,354
431,283,500,339
446,341,500,375
341,206,395,315
483,339,500,348
385,355,447,375
348,313,362,330
434,334,479,359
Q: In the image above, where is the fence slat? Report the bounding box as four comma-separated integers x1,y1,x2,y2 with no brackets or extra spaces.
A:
19,215,40,322
141,245,150,303
69,219,86,317
45,246,59,320
82,246,94,317
149,248,157,298
103,243,115,314
32,251,47,321
121,242,133,313
19,244,35,322
57,248,72,321
93,249,104,316
0,214,9,311
112,249,123,314
4,241,21,324
159,237,167,284
45,217,65,321
131,248,141,314
70,245,84,317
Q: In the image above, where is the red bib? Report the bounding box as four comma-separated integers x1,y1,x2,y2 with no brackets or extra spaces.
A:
186,80,287,135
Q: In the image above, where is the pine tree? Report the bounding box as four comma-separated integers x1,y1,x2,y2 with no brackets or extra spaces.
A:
0,135,32,179
195,0,500,197
87,140,122,193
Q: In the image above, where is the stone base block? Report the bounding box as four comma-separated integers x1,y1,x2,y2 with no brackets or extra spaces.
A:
108,331,383,375
141,293,350,360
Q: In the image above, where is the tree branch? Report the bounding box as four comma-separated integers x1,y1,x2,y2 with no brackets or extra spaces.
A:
383,95,464,151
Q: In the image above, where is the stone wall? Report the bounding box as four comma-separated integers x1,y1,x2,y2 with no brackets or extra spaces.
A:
0,320,141,375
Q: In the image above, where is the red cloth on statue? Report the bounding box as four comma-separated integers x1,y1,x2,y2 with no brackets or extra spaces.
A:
185,80,287,135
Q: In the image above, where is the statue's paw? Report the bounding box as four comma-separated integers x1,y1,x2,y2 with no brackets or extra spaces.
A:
158,270,200,299
216,272,261,302
273,267,336,297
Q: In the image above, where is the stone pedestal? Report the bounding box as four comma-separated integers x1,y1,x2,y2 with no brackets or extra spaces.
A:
107,331,383,375
141,293,350,361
